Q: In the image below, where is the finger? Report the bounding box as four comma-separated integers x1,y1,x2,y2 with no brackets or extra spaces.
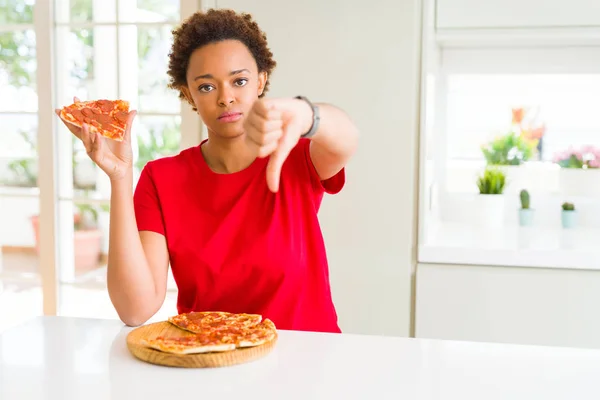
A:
246,123,284,148
89,132,107,166
89,132,117,176
73,96,80,103
123,110,137,143
252,99,283,120
246,114,283,141
256,136,281,158
266,129,297,192
81,124,94,154
256,129,284,155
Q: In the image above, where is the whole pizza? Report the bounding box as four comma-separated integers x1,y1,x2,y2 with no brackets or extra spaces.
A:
141,311,277,355
59,99,130,141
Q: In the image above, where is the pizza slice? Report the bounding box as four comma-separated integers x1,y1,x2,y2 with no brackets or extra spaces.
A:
168,311,263,334
59,99,130,141
236,319,277,348
143,318,278,354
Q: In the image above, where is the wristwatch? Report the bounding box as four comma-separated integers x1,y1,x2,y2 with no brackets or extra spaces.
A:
295,95,320,138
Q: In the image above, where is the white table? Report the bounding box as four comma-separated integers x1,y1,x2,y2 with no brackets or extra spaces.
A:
1,316,600,399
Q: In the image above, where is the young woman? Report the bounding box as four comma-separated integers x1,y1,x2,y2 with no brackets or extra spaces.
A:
56,9,358,333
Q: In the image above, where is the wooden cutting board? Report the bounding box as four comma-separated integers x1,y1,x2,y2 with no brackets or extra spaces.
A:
126,321,278,368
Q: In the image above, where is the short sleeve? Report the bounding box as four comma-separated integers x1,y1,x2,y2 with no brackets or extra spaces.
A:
133,163,166,235
299,138,346,195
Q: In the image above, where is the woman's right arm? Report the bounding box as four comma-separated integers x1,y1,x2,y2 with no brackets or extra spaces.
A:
106,169,170,326
56,99,169,326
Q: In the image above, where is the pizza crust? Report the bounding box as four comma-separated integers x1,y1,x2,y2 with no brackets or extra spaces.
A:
141,338,236,354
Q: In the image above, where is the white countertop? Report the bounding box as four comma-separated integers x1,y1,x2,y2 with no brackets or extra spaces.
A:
419,222,600,270
2,317,600,399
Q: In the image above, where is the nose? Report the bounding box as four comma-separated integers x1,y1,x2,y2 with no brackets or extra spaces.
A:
218,86,235,106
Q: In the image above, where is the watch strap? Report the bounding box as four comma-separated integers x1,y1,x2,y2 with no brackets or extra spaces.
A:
295,95,319,138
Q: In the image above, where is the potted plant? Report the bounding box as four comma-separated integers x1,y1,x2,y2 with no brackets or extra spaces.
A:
475,167,506,228
518,189,534,226
561,202,577,229
554,146,600,197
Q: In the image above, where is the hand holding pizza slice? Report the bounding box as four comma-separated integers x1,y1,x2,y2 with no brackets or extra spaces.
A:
55,97,137,182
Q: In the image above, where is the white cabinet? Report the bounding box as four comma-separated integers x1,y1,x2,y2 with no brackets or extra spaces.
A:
436,0,600,29
416,263,600,349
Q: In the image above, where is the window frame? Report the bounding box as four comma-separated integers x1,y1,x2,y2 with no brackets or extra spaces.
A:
0,0,205,316
417,0,600,267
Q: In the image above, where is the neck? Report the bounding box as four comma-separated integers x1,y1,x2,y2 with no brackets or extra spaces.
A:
201,134,256,174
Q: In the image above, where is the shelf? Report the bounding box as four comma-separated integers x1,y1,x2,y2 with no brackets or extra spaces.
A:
418,222,600,270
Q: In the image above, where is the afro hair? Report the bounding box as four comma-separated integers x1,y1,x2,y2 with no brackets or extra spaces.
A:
167,9,277,110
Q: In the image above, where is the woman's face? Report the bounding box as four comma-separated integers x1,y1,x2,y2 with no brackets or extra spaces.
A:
183,39,267,139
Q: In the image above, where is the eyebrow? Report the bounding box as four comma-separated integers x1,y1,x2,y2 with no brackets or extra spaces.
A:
194,69,250,81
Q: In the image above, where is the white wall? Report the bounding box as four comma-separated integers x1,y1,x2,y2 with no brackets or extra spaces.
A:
436,0,600,29
215,0,423,336
415,263,600,349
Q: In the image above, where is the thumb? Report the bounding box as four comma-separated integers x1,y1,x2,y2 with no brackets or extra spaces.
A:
266,127,297,192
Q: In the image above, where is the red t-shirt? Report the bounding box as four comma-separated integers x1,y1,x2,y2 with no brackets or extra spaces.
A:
133,138,345,333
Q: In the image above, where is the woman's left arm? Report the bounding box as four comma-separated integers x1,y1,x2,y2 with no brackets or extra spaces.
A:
303,102,360,181
245,97,359,192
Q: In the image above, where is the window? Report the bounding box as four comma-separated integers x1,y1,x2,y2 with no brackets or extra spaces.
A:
419,42,600,268
447,74,600,163
0,0,41,330
0,0,200,325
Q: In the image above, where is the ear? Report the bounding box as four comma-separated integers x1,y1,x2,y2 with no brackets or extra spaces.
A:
257,71,268,96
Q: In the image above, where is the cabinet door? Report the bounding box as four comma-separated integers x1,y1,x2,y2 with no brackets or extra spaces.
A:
436,0,600,29
416,263,600,349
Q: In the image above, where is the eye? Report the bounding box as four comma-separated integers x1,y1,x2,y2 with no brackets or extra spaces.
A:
198,84,214,93
234,78,248,87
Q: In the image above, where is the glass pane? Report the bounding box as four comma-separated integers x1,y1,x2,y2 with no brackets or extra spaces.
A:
0,114,38,188
55,26,118,104
118,0,180,23
119,25,180,113
0,0,35,24
0,30,37,111
73,137,98,192
134,115,181,173
55,0,116,23
447,74,600,162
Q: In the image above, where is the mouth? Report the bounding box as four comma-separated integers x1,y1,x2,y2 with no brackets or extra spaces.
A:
218,112,243,123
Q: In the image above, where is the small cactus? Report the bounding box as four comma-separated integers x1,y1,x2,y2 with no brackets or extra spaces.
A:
562,202,575,211
519,189,530,209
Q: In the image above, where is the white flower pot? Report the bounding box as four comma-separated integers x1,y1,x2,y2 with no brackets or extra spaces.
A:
560,168,600,197
475,194,505,228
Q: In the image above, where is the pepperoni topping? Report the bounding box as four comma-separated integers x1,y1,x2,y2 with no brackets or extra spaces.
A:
71,109,84,121
81,108,94,117
98,100,114,113
95,114,112,125
114,111,129,123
